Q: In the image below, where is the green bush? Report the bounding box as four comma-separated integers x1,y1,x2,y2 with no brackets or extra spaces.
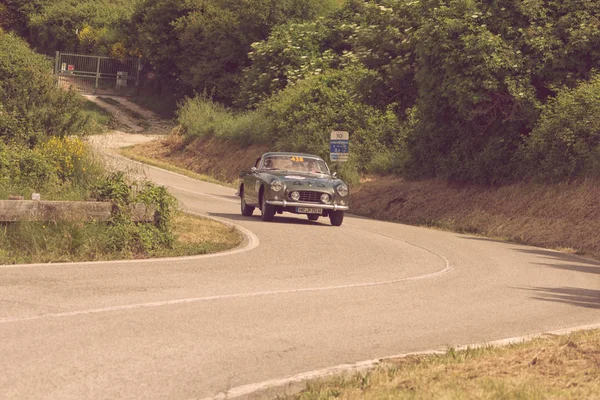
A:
521,75,600,181
132,0,339,105
261,66,404,169
177,95,275,145
91,172,177,253
0,31,90,147
27,0,137,55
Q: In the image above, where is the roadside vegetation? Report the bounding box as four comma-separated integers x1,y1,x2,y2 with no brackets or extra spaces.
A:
4,0,600,184
293,329,600,399
0,30,241,264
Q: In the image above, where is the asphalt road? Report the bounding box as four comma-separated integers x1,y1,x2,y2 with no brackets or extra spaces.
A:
1,142,599,399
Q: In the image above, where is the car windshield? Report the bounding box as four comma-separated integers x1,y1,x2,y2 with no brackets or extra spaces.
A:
262,156,329,174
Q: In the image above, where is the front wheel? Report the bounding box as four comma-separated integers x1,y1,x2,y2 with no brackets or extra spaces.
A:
240,189,254,217
329,210,344,226
261,194,276,222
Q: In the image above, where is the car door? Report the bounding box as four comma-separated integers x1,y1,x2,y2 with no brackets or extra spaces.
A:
244,157,262,206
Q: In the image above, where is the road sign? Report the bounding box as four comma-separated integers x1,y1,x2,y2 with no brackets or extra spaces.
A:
330,131,349,162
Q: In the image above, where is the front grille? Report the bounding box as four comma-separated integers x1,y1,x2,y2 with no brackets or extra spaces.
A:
292,191,324,203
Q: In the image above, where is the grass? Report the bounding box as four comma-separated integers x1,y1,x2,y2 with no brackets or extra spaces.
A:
350,177,600,260
0,212,242,264
119,145,237,188
81,99,115,134
293,329,600,399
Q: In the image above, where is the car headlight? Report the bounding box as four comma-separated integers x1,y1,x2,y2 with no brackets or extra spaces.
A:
320,193,330,204
270,180,284,192
290,191,300,201
336,184,349,197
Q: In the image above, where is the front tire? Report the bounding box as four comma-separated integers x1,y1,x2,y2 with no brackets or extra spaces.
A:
240,188,254,217
329,210,344,226
260,193,276,222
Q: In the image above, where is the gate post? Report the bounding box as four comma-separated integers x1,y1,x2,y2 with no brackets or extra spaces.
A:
94,56,101,94
135,57,141,88
54,51,60,74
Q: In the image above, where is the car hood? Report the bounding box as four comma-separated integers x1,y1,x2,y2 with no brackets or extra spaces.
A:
266,171,341,186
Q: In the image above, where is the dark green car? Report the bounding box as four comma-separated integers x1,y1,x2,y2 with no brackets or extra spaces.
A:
238,152,350,226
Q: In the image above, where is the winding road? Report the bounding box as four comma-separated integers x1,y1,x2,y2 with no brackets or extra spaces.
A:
1,135,599,399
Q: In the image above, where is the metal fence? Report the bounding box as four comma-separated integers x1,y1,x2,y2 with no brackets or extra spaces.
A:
54,51,141,95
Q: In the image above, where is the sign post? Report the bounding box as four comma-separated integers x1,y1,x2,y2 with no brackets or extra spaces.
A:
330,131,349,163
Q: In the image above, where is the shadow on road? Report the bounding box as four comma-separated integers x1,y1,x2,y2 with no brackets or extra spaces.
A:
511,248,600,275
207,212,331,227
522,287,600,310
462,237,600,274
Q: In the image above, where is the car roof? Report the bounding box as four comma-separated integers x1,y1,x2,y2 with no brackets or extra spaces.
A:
262,152,324,160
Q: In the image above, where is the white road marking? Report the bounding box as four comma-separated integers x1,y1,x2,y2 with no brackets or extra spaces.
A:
0,258,449,324
201,322,600,400
0,211,451,325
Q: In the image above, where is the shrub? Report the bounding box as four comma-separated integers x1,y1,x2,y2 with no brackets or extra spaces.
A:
177,95,275,145
90,172,177,253
521,75,600,181
28,0,137,55
132,0,339,105
0,31,90,147
261,66,404,169
406,2,539,184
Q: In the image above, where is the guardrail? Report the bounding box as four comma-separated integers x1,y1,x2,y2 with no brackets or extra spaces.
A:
0,200,155,222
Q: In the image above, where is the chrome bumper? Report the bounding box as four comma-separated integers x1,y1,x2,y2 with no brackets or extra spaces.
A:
266,200,349,211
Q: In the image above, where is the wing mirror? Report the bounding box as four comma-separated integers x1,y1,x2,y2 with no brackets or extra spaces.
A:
332,172,338,178
251,167,257,173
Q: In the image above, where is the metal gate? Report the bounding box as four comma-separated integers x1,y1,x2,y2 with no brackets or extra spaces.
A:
53,51,141,95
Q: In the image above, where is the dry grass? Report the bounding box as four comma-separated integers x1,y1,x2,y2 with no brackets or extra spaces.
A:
123,131,269,184
167,212,242,256
351,176,600,260
294,329,600,399
119,145,231,188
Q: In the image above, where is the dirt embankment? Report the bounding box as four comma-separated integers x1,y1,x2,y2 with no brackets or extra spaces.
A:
353,177,600,258
130,133,600,259
130,132,269,183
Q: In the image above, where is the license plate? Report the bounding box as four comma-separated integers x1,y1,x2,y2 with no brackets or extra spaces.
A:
297,207,322,214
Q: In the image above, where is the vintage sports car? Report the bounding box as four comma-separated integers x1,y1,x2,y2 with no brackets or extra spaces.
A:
238,152,350,226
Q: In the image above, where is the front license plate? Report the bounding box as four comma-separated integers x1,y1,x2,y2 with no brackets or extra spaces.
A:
297,207,322,214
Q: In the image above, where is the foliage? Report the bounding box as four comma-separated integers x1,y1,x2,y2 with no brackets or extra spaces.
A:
39,136,89,182
0,31,90,147
177,95,275,145
237,20,355,108
27,0,138,55
0,143,60,195
90,172,176,252
0,136,104,200
132,0,339,105
0,0,47,37
261,67,403,168
407,0,539,184
521,75,600,181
